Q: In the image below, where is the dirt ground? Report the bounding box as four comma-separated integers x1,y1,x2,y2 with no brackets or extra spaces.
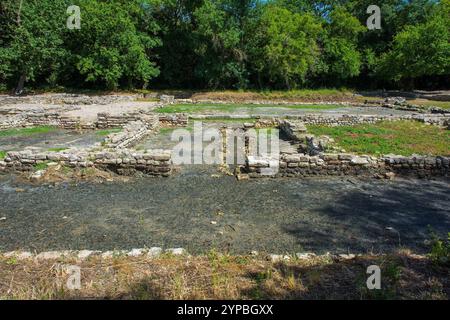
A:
1,171,448,255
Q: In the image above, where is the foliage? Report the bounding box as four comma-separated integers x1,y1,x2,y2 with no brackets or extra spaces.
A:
428,231,450,266
377,11,450,86
67,0,161,89
0,0,448,91
249,6,322,89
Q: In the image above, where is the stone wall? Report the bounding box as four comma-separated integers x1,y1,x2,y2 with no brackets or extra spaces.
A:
0,149,172,177
159,114,189,127
96,113,143,129
0,93,140,106
103,119,158,149
93,149,172,176
283,114,450,127
246,153,450,179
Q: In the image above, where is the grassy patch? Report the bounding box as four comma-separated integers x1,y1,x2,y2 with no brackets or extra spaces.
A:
95,128,122,136
0,126,57,138
189,88,354,102
407,99,450,109
33,162,49,171
47,147,68,153
189,117,258,123
0,251,447,300
307,121,450,156
0,151,7,159
157,103,346,114
258,88,353,99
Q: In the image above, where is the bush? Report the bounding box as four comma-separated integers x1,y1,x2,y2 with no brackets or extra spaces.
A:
429,232,450,265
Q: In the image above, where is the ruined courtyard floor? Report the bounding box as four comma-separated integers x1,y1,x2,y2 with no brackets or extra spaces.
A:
1,167,448,255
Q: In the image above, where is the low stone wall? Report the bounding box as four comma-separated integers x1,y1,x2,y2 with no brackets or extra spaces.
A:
159,114,189,127
103,119,158,149
279,120,307,140
283,114,450,127
0,111,161,130
96,112,144,129
24,113,96,129
0,149,172,177
0,116,26,130
0,93,140,106
245,153,450,178
93,149,172,176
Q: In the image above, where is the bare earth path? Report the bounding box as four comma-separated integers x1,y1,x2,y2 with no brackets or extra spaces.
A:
0,168,448,254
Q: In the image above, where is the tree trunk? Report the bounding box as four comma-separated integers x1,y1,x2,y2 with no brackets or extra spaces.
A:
257,73,262,90
285,77,291,91
15,73,26,95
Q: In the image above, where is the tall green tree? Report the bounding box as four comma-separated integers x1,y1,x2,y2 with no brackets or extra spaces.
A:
319,6,365,85
0,0,70,93
376,7,450,87
67,0,161,89
193,0,258,89
249,5,322,89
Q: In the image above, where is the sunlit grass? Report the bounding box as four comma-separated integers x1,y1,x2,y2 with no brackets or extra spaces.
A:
0,126,57,137
407,99,450,109
157,103,346,114
307,121,450,156
95,128,122,136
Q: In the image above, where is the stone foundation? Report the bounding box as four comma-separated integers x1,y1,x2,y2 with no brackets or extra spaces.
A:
103,117,159,149
246,153,450,179
0,149,172,177
159,114,189,127
0,93,140,106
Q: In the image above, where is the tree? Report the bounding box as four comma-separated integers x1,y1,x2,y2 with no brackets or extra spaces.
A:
192,0,257,89
320,6,365,84
67,0,161,89
376,10,450,87
249,5,322,89
150,0,203,88
0,0,70,93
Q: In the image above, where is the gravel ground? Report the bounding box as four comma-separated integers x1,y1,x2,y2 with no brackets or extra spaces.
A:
0,169,448,255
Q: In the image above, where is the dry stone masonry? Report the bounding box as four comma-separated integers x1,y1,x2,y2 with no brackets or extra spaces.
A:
0,149,173,177
0,93,140,106
244,119,450,179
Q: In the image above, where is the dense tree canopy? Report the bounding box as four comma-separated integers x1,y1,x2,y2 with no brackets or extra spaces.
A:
0,0,448,91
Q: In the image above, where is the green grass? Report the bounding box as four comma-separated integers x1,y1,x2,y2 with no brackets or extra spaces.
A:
307,121,450,156
189,117,258,123
0,126,57,138
33,162,49,171
95,128,122,136
47,147,68,152
157,103,345,114
258,88,353,99
408,99,450,109
0,151,7,160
